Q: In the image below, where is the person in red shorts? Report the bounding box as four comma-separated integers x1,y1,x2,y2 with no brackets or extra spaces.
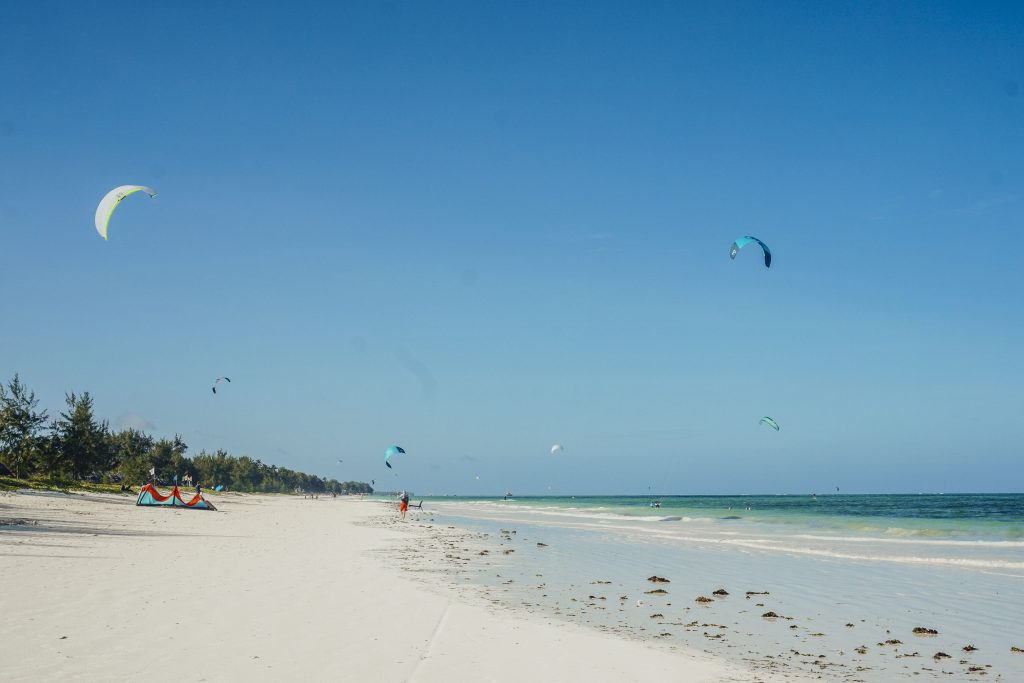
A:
399,490,410,520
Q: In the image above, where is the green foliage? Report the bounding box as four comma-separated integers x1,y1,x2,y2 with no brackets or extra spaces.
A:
0,374,49,478
0,373,373,495
55,392,110,479
0,475,123,494
109,429,155,483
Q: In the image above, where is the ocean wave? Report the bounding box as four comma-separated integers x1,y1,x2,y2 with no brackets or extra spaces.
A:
791,533,1024,548
544,525,1022,572
715,539,1024,570
434,502,710,524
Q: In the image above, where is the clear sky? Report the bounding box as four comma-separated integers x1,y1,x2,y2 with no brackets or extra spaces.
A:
1,1,1021,494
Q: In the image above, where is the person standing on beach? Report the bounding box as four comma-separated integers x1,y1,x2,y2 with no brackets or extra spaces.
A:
399,490,410,520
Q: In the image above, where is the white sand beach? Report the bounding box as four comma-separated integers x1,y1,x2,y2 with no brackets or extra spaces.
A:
0,490,742,682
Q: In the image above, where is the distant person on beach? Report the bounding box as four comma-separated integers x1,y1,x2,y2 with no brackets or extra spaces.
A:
399,490,410,520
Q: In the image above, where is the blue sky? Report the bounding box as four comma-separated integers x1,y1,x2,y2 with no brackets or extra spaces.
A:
1,1,1021,494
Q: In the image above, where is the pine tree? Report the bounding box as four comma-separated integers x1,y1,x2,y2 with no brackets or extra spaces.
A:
55,392,109,480
108,428,155,483
0,374,49,478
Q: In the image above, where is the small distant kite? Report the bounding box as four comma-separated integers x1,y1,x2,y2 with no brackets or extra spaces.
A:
95,185,157,240
730,236,772,268
759,416,780,431
337,459,343,464
384,445,406,469
550,444,563,455
212,377,231,394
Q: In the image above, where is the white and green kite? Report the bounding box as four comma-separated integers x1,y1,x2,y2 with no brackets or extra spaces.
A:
94,185,157,240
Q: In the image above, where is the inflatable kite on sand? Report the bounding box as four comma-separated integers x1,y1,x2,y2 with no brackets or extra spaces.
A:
136,484,216,510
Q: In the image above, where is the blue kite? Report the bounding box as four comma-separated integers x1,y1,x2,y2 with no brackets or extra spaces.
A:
730,236,772,268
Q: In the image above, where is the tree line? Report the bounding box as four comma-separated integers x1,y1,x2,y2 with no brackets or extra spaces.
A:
0,374,373,494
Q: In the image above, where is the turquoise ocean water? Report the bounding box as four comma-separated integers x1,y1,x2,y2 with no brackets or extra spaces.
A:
417,492,1024,540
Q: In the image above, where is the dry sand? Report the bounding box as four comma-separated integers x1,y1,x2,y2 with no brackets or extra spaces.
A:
0,490,743,682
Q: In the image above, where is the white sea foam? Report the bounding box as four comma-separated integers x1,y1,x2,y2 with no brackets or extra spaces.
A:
440,501,711,524
791,532,1024,548
713,539,1024,570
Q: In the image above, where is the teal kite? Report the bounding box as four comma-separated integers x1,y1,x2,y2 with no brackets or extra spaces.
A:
730,236,771,268
384,445,406,469
759,416,780,431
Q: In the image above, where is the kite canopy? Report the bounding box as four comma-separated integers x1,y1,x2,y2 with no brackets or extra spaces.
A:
384,445,406,469
759,416,780,431
95,185,157,240
136,484,216,510
212,377,231,394
730,236,772,268
550,444,563,455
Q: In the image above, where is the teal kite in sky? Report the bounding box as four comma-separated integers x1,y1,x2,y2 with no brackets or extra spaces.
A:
730,236,771,268
384,445,406,469
759,416,780,431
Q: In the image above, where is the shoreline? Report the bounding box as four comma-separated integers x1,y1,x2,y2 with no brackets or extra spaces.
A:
0,489,743,682
382,498,1024,682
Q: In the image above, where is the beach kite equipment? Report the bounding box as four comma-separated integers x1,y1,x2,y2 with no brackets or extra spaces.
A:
136,484,216,510
212,377,231,394
730,236,772,268
95,185,157,240
759,416,780,431
384,445,406,469
550,444,563,455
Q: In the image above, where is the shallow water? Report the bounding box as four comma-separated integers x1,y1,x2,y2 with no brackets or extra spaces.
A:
414,494,1024,682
